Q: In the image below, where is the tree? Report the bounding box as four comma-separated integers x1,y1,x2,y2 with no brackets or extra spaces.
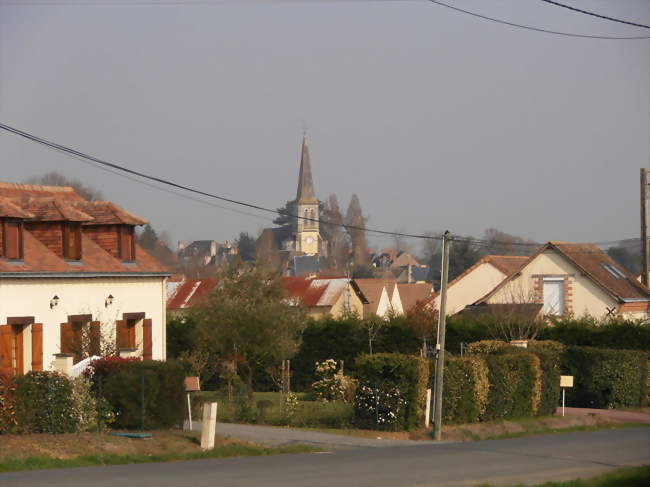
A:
25,171,104,201
345,194,369,267
427,237,482,288
138,224,159,250
236,232,256,262
482,228,535,256
322,194,349,269
607,240,640,275
190,263,307,390
405,300,438,357
272,200,294,227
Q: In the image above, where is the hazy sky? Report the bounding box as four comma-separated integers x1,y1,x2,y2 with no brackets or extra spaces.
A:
1,0,649,253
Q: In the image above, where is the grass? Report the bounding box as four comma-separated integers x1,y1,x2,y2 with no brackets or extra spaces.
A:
480,421,650,441
480,465,650,486
0,443,320,474
193,391,353,428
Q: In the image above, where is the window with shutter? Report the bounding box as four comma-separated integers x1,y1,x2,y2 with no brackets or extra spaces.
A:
63,223,82,260
119,225,135,261
3,220,23,260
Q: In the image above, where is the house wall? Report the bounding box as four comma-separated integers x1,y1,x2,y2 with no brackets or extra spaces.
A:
390,285,404,315
434,263,507,315
25,222,63,257
487,251,619,318
0,276,166,372
329,284,365,318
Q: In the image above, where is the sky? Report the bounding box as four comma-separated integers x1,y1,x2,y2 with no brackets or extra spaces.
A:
1,0,649,255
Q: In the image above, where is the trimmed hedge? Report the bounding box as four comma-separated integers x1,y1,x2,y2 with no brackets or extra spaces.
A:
440,356,489,424
562,346,648,409
95,360,186,430
354,353,429,431
539,318,650,351
526,340,564,416
13,371,77,434
483,353,540,420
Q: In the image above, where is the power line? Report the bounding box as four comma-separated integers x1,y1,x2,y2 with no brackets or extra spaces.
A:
0,121,639,250
539,0,650,30
425,0,650,40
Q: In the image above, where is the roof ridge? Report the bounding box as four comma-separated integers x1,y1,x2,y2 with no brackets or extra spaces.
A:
0,181,76,193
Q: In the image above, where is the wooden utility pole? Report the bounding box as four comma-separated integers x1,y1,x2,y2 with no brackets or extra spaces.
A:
433,231,451,441
641,169,649,287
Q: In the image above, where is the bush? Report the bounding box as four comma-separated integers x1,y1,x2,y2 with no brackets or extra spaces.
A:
445,315,492,355
440,356,489,424
467,340,509,355
354,353,429,431
482,353,539,420
526,340,564,416
539,317,650,351
96,360,186,429
0,372,17,434
311,359,357,403
563,346,648,409
13,371,78,433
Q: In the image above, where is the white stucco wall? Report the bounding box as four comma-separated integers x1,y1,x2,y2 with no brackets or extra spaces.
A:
434,263,507,315
487,251,619,318
0,276,167,372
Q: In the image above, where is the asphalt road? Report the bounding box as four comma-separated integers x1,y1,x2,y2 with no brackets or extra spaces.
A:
1,428,648,487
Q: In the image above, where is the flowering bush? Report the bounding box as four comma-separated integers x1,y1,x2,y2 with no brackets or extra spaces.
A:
282,392,299,425
311,359,357,403
354,385,406,430
71,377,98,431
0,372,17,434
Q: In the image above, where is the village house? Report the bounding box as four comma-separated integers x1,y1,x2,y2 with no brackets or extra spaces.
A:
167,277,218,318
0,182,169,376
471,242,650,319
431,255,528,315
282,277,366,319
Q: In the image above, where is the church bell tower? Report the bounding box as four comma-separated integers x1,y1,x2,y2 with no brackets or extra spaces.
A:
293,135,320,255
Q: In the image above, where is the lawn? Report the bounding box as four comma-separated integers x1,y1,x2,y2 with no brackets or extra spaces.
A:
192,391,353,428
0,430,319,473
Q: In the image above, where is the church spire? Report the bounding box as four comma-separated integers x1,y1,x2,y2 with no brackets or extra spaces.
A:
296,134,318,204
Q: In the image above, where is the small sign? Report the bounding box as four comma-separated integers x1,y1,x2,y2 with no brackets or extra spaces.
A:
185,376,200,392
560,375,574,388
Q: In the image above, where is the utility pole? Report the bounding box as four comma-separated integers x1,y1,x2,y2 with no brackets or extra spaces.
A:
642,169,649,287
433,230,451,441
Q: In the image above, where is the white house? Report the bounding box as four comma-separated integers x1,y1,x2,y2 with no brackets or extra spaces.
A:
0,182,169,376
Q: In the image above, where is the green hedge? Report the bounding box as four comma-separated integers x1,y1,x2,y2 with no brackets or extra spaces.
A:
97,360,186,430
440,356,489,424
526,341,564,416
483,353,539,420
354,353,428,431
13,371,78,434
562,346,648,409
539,318,650,351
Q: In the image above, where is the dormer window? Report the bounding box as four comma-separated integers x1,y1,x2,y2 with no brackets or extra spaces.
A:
119,225,135,261
62,223,82,261
2,220,24,260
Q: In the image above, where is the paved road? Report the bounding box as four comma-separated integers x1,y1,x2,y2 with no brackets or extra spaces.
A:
2,428,648,487
191,421,434,449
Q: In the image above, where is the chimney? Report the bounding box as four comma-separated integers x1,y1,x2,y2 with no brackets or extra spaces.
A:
178,240,185,253
408,264,413,284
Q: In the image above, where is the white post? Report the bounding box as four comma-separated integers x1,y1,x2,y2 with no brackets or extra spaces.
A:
200,402,218,450
562,388,565,417
187,393,193,430
425,389,432,427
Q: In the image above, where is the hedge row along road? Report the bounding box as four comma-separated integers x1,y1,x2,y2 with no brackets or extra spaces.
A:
1,428,648,487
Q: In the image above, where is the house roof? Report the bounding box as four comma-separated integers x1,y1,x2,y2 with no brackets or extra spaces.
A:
392,252,421,268
21,199,94,222
167,278,218,309
282,277,328,307
0,182,84,202
483,255,529,276
73,201,147,225
476,242,650,304
397,283,433,312
0,197,35,219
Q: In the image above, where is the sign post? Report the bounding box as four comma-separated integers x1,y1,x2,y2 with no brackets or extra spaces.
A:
184,377,201,430
560,375,573,417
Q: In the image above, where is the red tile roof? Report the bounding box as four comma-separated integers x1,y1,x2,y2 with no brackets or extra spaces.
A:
281,277,329,307
21,199,94,222
0,197,34,219
167,278,218,309
0,182,84,202
396,283,433,312
483,255,528,276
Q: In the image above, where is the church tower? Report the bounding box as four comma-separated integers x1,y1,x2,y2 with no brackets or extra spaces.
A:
293,135,320,255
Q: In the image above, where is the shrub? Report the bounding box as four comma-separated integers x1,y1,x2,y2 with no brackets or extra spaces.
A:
467,340,509,355
354,384,407,430
13,371,77,433
526,340,564,416
563,346,648,409
440,356,489,424
0,372,17,434
311,359,357,403
445,315,493,355
71,377,98,431
482,353,539,420
97,360,186,429
354,353,429,430
540,317,650,351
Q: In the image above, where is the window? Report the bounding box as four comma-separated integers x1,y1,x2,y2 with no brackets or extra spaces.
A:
62,223,82,260
118,225,135,261
602,263,626,279
543,278,565,315
2,220,23,260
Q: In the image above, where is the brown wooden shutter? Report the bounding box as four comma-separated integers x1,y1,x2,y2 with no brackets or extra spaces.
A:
143,319,153,360
60,322,74,354
0,325,12,375
116,320,128,349
5,221,21,259
89,321,101,356
31,324,43,371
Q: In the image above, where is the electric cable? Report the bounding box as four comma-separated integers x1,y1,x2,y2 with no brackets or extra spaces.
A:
539,0,650,30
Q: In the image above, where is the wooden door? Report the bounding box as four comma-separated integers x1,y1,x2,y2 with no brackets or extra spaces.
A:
0,325,12,376
11,325,24,376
